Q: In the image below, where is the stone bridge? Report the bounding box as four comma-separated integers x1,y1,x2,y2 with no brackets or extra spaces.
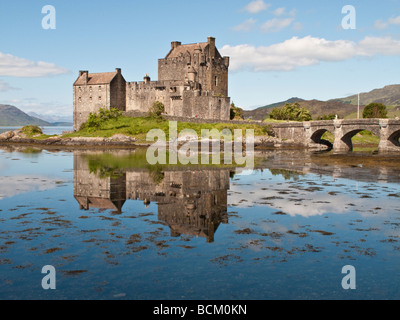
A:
271,119,400,152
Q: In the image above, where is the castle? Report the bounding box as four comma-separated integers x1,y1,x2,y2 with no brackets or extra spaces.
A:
73,37,231,130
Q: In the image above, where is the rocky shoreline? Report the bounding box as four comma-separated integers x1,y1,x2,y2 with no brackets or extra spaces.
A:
0,129,307,150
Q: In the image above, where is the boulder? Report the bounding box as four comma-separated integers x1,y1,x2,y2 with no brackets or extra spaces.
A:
109,134,136,142
0,131,15,141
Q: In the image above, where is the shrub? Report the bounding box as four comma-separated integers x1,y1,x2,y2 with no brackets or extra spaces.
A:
86,107,122,129
148,101,165,119
363,103,387,119
21,125,43,136
320,114,336,120
270,102,312,122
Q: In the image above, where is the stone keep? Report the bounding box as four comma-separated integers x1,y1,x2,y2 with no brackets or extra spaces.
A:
73,37,230,130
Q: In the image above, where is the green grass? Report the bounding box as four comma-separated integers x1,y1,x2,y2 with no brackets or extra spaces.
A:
62,116,270,142
263,118,296,123
21,125,43,137
321,130,380,145
84,149,261,181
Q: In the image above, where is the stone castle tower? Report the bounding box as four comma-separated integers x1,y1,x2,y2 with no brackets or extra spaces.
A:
73,37,230,130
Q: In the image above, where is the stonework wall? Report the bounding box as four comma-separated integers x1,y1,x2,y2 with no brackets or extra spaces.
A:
73,84,111,131
126,80,230,120
110,72,126,111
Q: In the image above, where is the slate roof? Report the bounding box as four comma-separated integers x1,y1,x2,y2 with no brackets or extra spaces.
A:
166,42,209,59
74,71,117,86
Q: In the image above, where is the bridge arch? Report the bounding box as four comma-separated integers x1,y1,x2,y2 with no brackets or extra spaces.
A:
388,129,400,147
310,128,333,149
335,127,380,152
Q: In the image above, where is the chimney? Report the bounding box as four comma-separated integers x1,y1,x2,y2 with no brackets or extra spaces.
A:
208,37,216,58
171,41,182,49
79,70,89,84
115,68,121,74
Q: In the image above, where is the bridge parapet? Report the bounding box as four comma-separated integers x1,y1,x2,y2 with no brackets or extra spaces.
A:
270,119,400,152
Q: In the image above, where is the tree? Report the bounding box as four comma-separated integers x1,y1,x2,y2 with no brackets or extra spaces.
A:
230,102,244,120
363,103,387,119
269,102,312,121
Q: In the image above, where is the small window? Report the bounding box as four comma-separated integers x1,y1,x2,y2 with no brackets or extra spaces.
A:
214,76,218,86
98,96,102,101
89,86,92,92
78,97,82,102
98,86,102,91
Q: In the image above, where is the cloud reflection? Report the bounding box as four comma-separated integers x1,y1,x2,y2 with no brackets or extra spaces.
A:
0,175,58,200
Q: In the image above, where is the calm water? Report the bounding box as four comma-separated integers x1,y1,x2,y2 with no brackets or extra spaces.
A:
1,147,400,300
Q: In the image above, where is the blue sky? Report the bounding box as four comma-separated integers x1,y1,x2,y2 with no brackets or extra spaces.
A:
0,0,399,117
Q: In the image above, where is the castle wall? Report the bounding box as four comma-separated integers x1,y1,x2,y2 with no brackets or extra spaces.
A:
181,91,230,120
126,81,172,113
158,57,229,98
209,58,229,97
126,80,230,120
73,84,111,131
110,72,126,111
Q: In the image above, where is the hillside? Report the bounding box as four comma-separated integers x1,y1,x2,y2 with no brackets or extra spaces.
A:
243,98,354,121
0,105,51,126
335,84,400,106
243,98,304,120
243,84,400,121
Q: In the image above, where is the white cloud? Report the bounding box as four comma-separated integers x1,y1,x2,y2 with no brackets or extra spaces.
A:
388,15,400,24
357,36,400,56
273,7,296,17
220,35,400,72
273,7,286,16
0,80,19,92
0,52,70,77
374,20,388,30
374,15,400,29
233,18,257,32
243,0,270,14
261,17,295,33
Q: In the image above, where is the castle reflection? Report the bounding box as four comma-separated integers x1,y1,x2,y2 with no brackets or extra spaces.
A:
73,151,230,243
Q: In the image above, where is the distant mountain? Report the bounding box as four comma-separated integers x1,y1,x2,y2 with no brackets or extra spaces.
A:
0,105,52,126
27,112,73,125
243,84,400,121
